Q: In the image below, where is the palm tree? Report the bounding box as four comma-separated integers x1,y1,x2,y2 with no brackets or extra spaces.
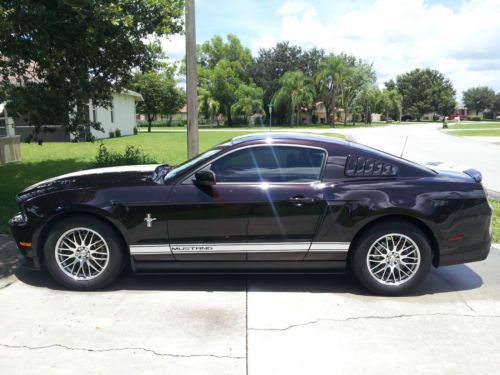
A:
377,89,403,123
273,70,315,126
315,55,347,126
198,88,221,125
231,84,264,125
356,85,380,125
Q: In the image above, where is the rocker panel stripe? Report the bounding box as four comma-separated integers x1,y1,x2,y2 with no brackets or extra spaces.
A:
130,242,350,255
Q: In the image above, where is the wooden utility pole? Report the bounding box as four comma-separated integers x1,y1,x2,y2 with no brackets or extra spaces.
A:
185,0,199,158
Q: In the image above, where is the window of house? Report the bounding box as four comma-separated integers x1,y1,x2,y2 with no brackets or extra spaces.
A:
92,105,97,122
208,146,326,183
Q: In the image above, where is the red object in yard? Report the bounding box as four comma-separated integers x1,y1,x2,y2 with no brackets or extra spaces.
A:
448,114,465,120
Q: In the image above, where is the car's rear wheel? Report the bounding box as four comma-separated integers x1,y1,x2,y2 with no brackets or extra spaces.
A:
351,221,432,296
43,216,124,290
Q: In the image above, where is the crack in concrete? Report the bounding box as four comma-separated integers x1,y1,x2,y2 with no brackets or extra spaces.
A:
431,271,478,314
248,312,500,332
0,343,245,360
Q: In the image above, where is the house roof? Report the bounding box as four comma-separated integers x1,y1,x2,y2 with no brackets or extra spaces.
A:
115,89,143,101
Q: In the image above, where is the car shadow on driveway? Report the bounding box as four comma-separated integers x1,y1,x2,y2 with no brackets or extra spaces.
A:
14,263,483,297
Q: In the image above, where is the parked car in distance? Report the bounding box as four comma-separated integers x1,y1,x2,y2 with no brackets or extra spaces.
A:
448,114,466,120
9,133,492,295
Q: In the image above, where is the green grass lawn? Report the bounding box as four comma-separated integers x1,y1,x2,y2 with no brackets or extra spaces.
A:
0,131,344,233
448,123,500,130
449,129,500,137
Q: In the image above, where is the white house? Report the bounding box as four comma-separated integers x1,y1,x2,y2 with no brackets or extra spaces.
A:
87,90,143,139
0,90,143,142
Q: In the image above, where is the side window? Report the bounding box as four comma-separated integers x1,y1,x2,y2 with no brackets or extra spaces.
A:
208,146,326,183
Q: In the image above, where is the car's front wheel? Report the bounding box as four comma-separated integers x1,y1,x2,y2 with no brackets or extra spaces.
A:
351,221,432,296
43,216,125,290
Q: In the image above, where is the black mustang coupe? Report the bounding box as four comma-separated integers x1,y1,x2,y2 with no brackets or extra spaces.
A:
9,133,492,295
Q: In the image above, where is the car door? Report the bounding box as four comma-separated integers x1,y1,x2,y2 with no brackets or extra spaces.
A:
206,144,328,261
166,181,249,261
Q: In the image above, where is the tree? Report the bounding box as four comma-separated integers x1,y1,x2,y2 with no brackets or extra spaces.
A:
205,60,243,125
493,93,500,119
131,70,185,132
195,34,253,125
0,0,183,137
198,34,253,81
377,89,403,123
355,85,380,125
385,79,396,91
315,55,347,126
462,86,496,116
198,87,220,125
338,60,376,125
395,68,456,120
252,42,324,122
231,84,264,125
273,70,315,125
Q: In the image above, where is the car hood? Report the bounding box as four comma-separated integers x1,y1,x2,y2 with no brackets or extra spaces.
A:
17,164,163,202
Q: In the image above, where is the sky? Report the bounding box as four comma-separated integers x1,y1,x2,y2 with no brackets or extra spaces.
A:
161,0,500,99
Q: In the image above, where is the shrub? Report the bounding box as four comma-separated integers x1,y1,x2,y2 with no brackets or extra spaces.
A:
133,127,138,135
109,131,115,138
468,116,482,121
92,144,157,168
115,128,121,137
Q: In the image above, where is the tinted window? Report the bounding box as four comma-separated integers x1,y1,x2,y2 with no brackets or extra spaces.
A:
209,146,326,183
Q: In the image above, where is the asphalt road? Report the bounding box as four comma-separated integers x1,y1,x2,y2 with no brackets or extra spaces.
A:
1,235,499,375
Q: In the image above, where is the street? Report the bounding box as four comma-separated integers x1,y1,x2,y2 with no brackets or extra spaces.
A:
1,234,499,374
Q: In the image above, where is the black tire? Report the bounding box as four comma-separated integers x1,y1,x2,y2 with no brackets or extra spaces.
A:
351,220,432,296
43,215,125,290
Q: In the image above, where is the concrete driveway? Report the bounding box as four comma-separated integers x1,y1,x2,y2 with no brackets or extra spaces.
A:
1,235,500,375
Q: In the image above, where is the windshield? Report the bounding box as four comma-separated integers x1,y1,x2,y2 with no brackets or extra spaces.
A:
164,148,223,183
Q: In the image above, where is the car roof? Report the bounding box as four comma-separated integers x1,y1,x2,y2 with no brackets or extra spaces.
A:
229,132,349,146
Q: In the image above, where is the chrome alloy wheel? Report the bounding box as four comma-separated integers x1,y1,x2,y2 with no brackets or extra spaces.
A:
366,233,421,286
55,228,110,280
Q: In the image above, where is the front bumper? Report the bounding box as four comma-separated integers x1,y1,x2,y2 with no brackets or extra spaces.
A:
9,212,36,258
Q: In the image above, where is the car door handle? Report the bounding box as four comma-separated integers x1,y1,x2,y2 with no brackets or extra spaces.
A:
288,196,315,205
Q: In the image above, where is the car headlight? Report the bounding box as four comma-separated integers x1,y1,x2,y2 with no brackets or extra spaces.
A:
10,212,27,224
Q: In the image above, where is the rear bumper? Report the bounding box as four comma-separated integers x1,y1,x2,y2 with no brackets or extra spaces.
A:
438,237,491,266
437,197,493,266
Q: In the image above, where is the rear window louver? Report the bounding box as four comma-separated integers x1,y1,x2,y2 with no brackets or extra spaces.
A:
345,155,398,177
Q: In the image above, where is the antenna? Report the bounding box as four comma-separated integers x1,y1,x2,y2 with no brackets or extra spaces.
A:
400,136,408,158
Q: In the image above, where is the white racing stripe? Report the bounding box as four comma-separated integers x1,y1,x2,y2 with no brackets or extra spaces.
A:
130,242,350,255
130,245,172,255
309,242,351,251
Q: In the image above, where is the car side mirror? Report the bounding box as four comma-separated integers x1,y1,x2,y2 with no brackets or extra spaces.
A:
194,170,216,186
